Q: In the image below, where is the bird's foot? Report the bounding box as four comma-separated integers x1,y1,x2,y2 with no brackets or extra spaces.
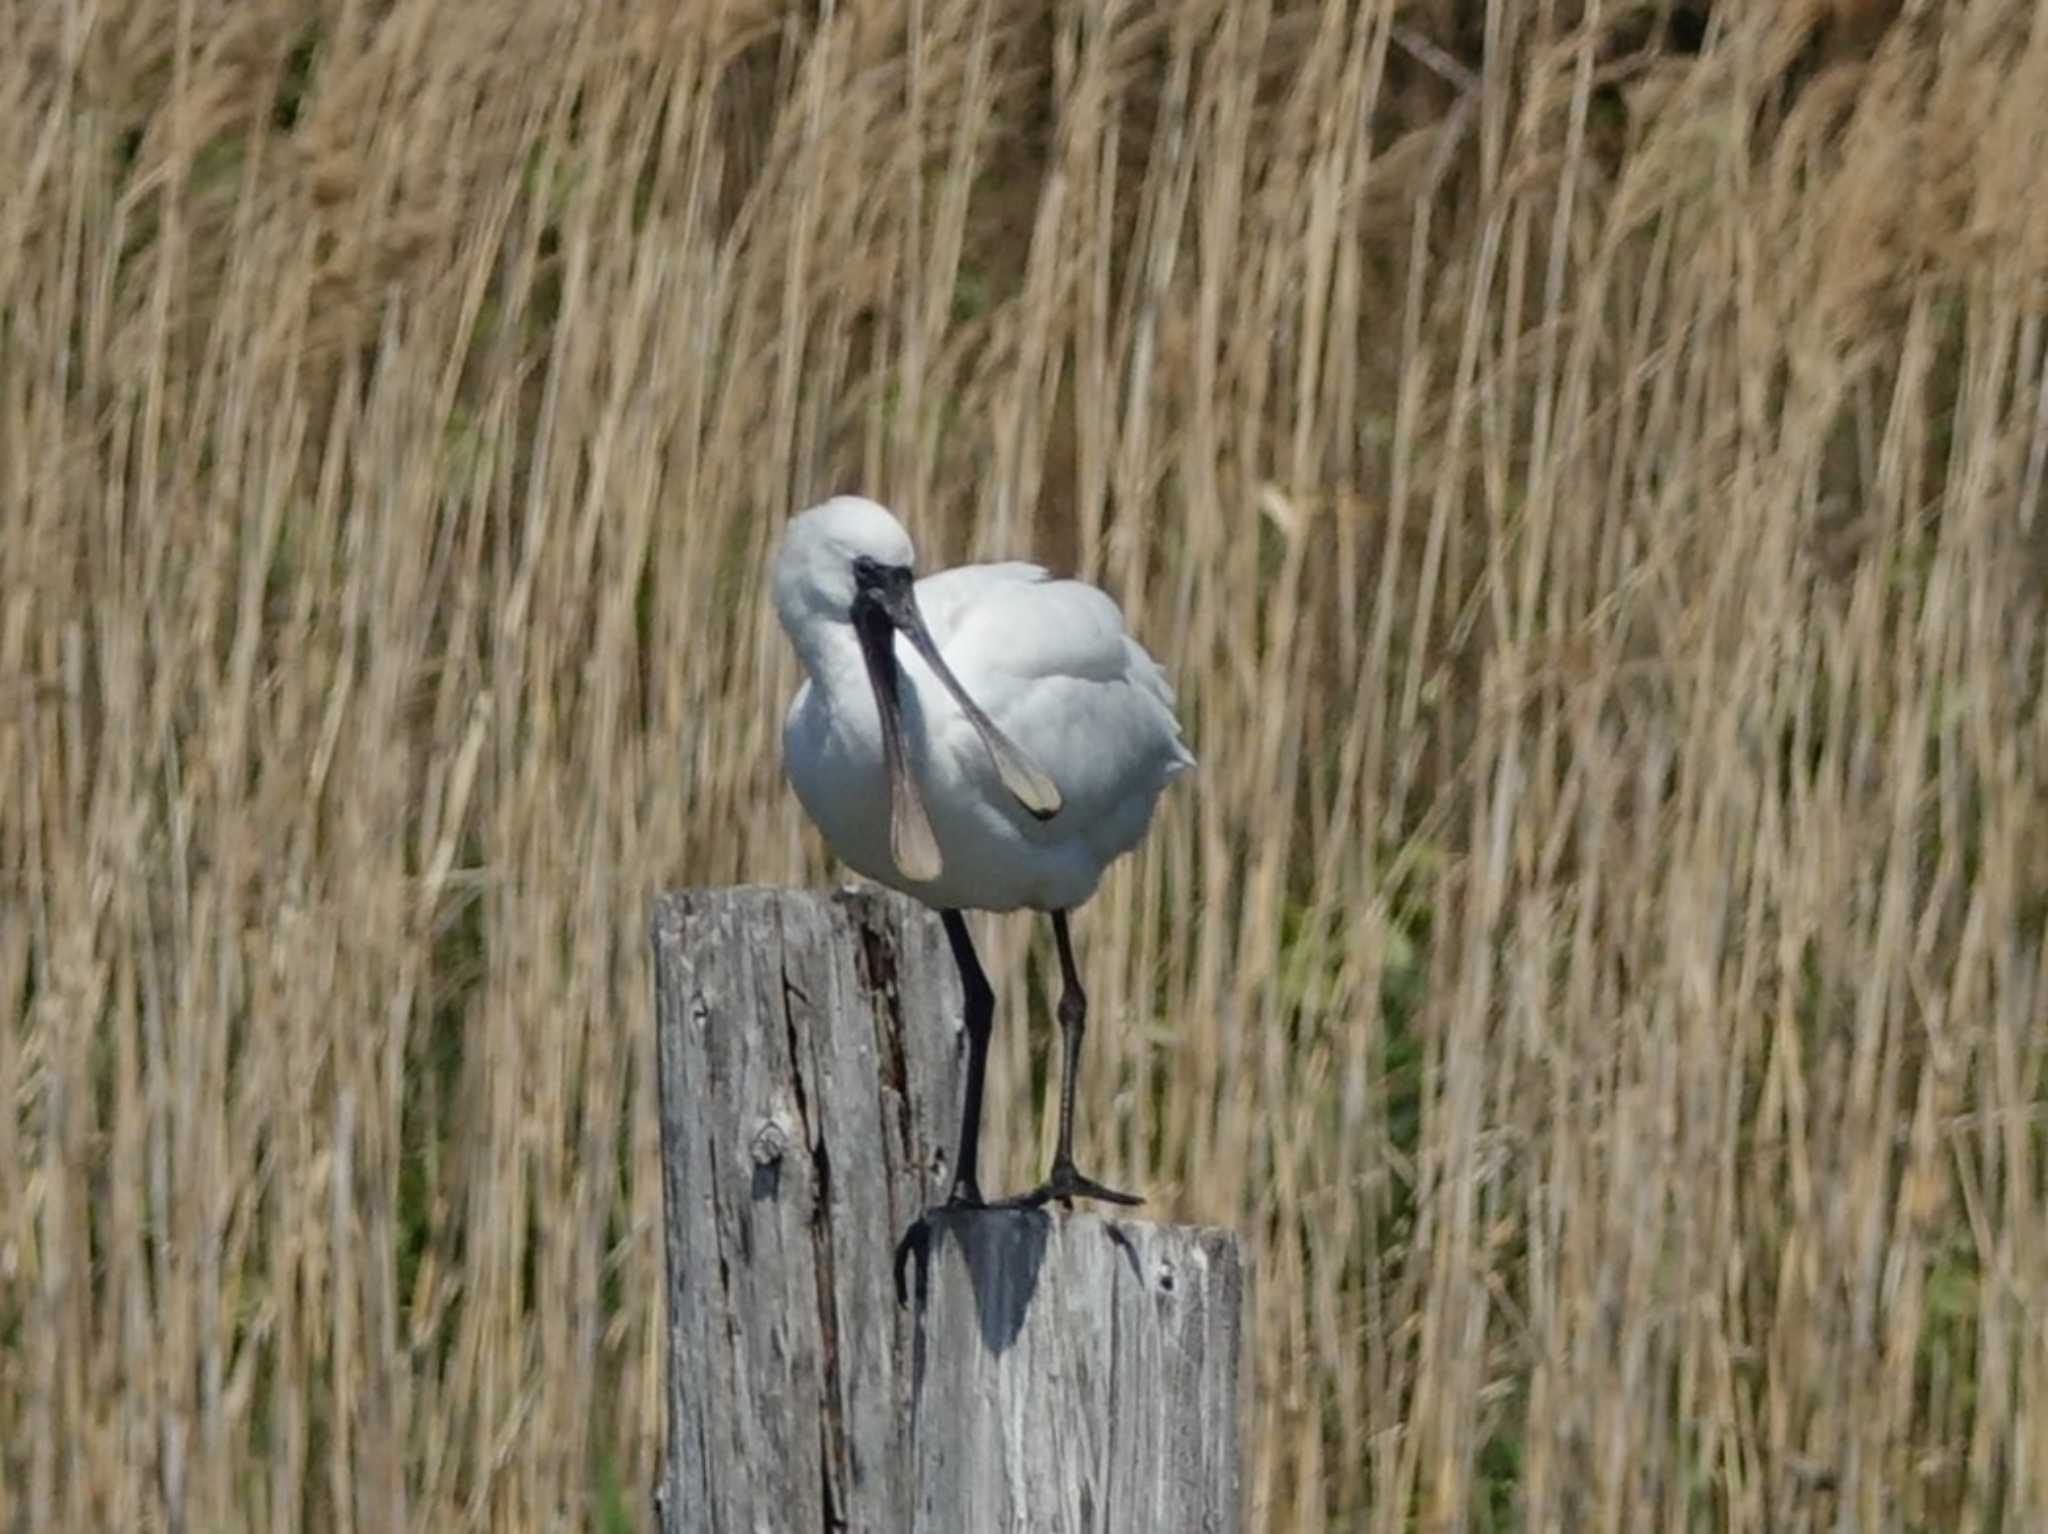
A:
990,1156,1144,1213
891,1165,1144,1305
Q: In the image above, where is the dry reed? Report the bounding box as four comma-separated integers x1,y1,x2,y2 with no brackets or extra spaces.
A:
3,0,2043,1529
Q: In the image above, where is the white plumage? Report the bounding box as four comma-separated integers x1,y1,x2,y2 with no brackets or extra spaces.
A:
773,496,1193,913
771,492,1192,1223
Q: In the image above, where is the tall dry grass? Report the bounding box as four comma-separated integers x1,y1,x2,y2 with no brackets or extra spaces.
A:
3,0,2044,1528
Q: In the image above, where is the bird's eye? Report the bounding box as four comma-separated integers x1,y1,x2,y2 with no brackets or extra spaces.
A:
851,555,882,586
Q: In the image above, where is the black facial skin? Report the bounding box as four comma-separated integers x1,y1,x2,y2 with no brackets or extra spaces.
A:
852,555,916,631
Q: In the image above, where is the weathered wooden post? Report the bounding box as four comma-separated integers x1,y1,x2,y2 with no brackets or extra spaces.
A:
652,886,1247,1533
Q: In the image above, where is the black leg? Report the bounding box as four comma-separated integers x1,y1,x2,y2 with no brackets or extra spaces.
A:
893,909,995,1303
940,909,993,1205
1049,912,1088,1171
893,908,1140,1306
988,911,1141,1211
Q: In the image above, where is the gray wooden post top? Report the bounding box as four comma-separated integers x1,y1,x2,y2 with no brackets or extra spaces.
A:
652,885,1247,1534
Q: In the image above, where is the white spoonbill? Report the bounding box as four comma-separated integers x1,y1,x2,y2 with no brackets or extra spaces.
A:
772,494,1193,1218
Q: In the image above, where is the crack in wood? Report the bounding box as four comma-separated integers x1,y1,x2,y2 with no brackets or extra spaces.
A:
856,899,918,1163
779,922,850,1532
656,889,1245,1533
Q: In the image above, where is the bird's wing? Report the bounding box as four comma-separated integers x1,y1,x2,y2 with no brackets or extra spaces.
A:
911,562,1052,642
917,563,1193,837
917,563,1147,688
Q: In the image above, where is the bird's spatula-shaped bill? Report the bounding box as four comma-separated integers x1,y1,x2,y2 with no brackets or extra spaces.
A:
894,623,1062,819
854,573,1062,880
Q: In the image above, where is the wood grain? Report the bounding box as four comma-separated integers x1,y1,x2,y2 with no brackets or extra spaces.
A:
654,886,1245,1533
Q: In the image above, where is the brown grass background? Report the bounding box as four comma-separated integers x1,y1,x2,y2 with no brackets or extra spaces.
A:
4,0,2045,1528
